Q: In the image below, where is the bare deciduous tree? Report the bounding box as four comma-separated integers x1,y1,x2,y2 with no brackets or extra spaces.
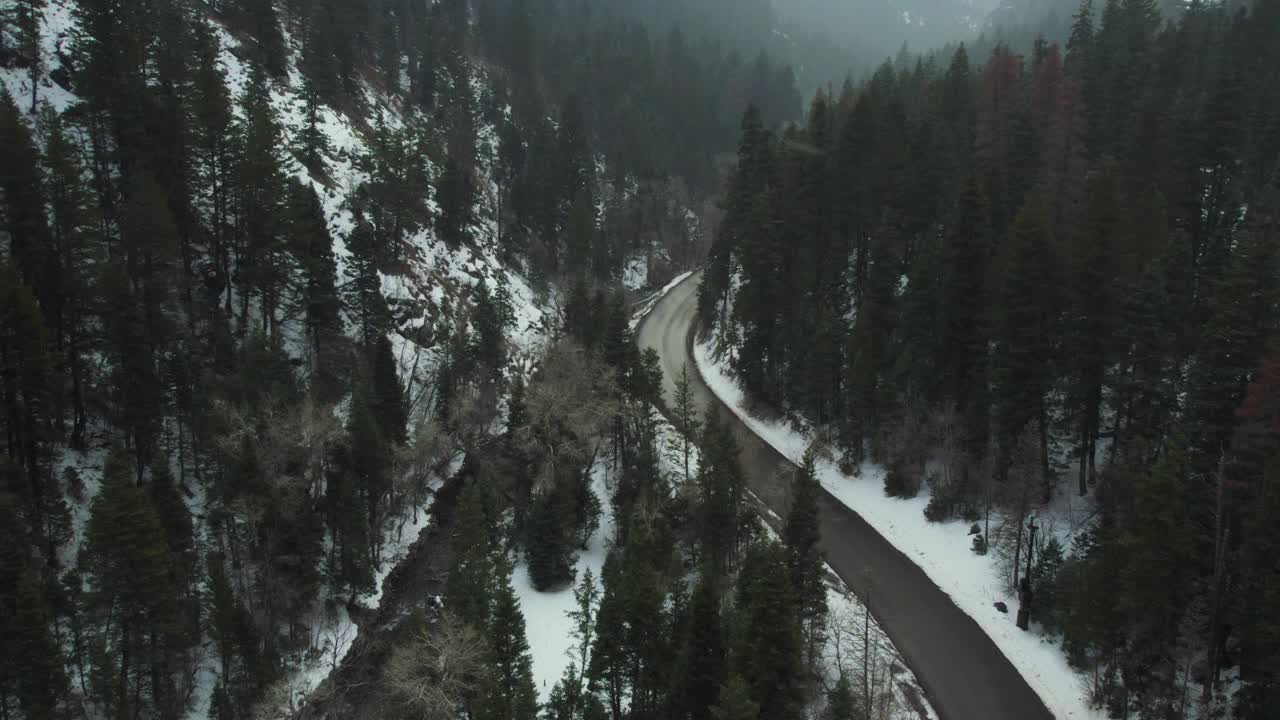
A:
516,340,619,492
994,423,1043,591
446,380,501,453
825,593,903,720
396,410,457,523
384,617,487,719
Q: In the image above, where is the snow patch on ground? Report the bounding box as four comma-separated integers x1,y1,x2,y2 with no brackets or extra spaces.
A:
511,459,615,701
622,256,649,291
0,0,79,114
693,339,1105,720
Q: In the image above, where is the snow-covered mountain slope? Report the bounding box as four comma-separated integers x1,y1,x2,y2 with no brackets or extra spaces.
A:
2,1,552,714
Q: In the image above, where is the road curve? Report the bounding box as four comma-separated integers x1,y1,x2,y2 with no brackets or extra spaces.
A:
637,271,1056,720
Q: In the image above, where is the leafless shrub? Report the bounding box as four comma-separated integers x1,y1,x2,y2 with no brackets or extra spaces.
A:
516,340,620,492
397,411,457,516
383,617,487,719
993,424,1043,591
825,594,903,720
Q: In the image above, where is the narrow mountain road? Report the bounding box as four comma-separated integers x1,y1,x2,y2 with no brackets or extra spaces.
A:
637,272,1056,720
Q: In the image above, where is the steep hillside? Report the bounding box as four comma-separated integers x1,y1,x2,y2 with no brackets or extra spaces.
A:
1,0,560,715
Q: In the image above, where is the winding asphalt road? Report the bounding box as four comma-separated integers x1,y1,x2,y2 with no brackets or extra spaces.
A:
637,272,1056,720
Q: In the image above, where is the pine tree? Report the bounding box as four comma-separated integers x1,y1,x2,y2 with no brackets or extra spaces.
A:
846,211,900,460
205,552,265,714
785,452,827,664
348,380,393,581
436,151,475,247
478,556,540,720
564,186,597,281
235,63,292,334
1065,0,1095,81
733,541,805,720
990,196,1056,478
230,0,287,76
586,540,671,718
673,578,727,720
0,260,57,547
672,363,702,484
103,172,179,482
732,184,786,406
825,675,856,720
557,94,594,228
0,492,68,719
1236,465,1280,718
470,279,513,378
368,335,407,446
11,561,67,718
709,675,759,720
587,552,628,717
12,0,45,112
0,88,51,305
294,69,331,174
190,19,238,328
698,410,744,580
1111,189,1177,465
1233,357,1280,717
566,567,599,699
1113,439,1203,715
1183,181,1280,479
344,210,393,345
80,447,189,718
327,436,375,594
446,481,498,629
42,108,100,448
525,481,576,591
1066,167,1120,495
376,4,402,96
285,180,343,396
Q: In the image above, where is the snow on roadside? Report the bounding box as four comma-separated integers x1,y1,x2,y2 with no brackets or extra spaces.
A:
822,587,938,720
693,339,1105,720
630,270,694,329
511,459,615,701
753,500,937,720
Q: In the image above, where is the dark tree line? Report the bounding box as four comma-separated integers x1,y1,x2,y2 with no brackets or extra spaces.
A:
700,0,1280,716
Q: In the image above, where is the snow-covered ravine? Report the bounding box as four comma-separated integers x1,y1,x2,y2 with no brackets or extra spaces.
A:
280,457,459,712
693,340,1105,720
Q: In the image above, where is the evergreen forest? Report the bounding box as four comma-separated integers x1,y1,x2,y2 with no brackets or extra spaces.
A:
1,0,1277,719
